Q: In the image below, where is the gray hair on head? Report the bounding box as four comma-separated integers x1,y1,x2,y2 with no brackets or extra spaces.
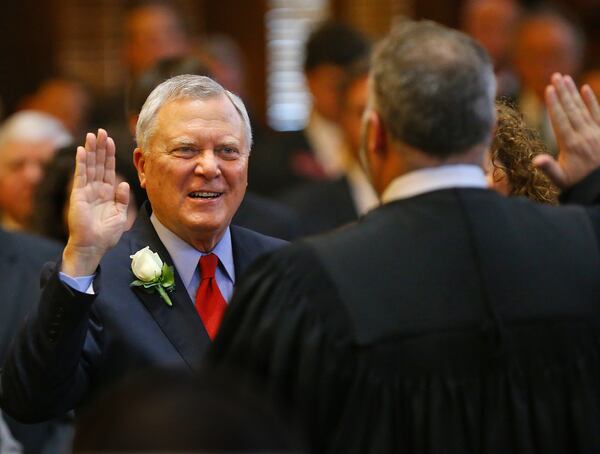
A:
371,20,496,158
136,74,252,152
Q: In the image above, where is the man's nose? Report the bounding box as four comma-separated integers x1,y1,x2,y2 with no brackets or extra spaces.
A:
24,162,44,184
193,151,221,179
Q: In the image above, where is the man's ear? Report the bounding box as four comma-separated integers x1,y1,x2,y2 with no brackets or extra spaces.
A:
363,110,391,196
372,111,387,157
133,147,147,189
366,110,389,167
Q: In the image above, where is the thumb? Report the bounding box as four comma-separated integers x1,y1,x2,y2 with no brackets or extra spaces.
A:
115,181,130,214
533,154,567,188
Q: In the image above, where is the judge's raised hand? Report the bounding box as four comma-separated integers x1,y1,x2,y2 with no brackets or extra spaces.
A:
62,129,130,276
534,73,600,188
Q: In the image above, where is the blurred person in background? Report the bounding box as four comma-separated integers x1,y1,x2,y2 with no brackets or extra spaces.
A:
0,224,72,454
92,0,191,136
281,60,378,236
194,34,247,106
248,21,371,196
0,111,72,231
486,101,558,203
581,68,600,97
193,34,272,149
19,77,91,139
460,0,521,97
512,6,586,154
123,0,190,80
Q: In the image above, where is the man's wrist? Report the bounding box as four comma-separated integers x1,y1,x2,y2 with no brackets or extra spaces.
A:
61,243,104,277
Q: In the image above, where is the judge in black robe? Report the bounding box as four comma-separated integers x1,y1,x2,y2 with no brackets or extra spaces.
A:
208,22,600,454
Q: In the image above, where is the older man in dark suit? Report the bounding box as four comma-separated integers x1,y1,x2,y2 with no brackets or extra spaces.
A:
0,75,285,423
209,21,600,453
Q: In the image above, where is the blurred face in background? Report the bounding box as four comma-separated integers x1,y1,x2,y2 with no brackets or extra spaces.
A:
306,64,345,122
0,141,55,228
483,151,512,196
462,0,519,69
20,79,90,136
340,75,369,157
514,16,582,100
124,5,189,77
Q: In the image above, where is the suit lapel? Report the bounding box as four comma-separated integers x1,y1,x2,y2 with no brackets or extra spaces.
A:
127,205,210,371
230,225,255,278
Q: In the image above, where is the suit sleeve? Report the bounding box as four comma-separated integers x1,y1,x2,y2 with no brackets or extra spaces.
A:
560,168,600,253
0,263,98,423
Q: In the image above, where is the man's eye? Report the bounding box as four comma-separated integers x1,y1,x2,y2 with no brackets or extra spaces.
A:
171,147,196,157
218,146,240,158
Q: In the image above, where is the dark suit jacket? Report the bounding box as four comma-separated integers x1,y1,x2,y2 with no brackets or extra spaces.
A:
0,204,285,423
210,173,600,453
0,230,71,454
280,176,359,236
249,130,329,197
0,229,61,365
233,192,302,240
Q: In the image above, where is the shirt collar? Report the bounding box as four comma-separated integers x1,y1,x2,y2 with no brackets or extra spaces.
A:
346,161,380,215
150,214,235,288
381,164,487,204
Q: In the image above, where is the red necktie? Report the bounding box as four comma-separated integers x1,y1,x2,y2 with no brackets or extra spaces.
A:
194,253,227,340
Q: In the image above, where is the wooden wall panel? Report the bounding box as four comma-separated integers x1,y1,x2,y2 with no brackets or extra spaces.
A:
202,0,268,126
0,0,57,116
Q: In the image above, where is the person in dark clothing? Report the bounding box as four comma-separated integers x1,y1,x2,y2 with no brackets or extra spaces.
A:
209,21,600,454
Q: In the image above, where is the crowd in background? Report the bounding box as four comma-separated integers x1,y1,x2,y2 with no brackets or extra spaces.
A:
0,0,596,241
0,0,599,452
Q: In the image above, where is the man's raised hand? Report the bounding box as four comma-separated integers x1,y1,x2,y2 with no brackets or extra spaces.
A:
534,73,600,188
62,129,130,276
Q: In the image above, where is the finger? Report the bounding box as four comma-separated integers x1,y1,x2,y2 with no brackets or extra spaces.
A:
115,181,130,215
85,132,96,182
73,146,87,189
553,74,587,131
95,129,107,183
546,84,573,150
582,84,600,125
564,75,593,127
104,136,116,186
533,154,567,188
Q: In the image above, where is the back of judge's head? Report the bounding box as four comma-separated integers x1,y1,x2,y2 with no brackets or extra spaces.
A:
370,20,497,158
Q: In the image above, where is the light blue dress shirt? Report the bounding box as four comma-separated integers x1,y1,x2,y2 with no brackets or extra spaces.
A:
150,214,235,303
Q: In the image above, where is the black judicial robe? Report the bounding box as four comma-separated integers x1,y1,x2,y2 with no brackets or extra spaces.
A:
210,172,600,454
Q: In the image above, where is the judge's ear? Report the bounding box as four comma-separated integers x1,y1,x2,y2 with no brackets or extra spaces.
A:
133,147,147,189
365,110,389,167
370,111,387,157
363,110,391,195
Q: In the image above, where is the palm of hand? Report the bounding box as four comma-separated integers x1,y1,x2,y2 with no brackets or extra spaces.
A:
62,129,131,276
68,179,128,252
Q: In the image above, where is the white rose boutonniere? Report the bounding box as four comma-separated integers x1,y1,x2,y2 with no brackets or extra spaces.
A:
129,246,175,306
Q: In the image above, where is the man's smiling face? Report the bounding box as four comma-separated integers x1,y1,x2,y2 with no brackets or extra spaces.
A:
134,95,249,251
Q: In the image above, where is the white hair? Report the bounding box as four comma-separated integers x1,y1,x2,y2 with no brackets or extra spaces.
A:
0,110,72,150
136,74,252,152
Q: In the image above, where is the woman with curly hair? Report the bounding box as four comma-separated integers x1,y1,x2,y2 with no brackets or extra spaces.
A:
486,101,559,204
